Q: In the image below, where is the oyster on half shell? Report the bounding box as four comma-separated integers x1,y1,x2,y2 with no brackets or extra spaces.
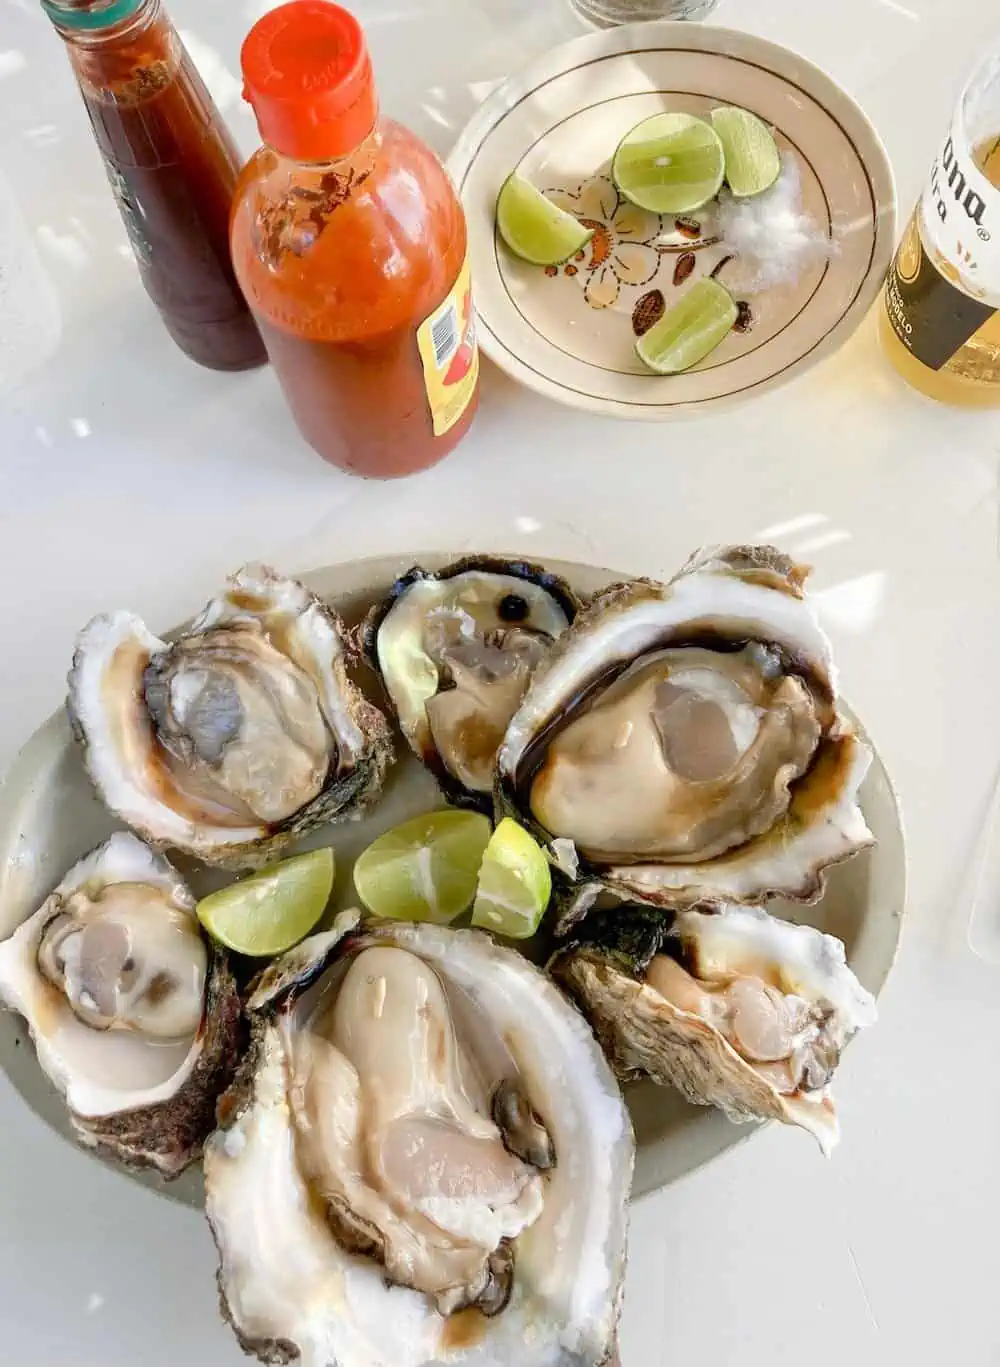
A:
364,558,578,810
497,545,874,923
551,902,876,1153
0,832,241,1175
69,565,393,869
205,912,633,1367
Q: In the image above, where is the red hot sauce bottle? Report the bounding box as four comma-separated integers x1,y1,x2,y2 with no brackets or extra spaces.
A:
43,0,266,371
231,1,479,477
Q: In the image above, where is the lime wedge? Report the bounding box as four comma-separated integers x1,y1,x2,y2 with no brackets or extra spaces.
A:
496,174,594,266
711,106,781,198
353,810,491,924
471,819,552,940
197,848,334,957
613,112,725,215
635,277,737,374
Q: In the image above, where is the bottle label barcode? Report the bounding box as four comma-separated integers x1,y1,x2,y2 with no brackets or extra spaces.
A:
416,253,479,437
430,303,459,368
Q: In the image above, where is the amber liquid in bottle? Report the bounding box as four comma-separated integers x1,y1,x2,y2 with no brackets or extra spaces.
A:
60,0,265,370
880,138,1000,406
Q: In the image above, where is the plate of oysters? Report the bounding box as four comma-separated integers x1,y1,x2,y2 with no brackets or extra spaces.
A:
0,543,904,1367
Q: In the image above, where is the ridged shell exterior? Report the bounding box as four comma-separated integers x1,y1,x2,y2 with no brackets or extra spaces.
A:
77,949,243,1176
551,949,841,1153
550,898,876,1155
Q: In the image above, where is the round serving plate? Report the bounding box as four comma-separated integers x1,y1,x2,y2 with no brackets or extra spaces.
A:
0,554,906,1208
447,22,896,419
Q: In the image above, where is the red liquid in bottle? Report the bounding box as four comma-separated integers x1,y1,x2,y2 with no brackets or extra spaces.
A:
57,0,265,371
233,2,479,476
233,124,477,476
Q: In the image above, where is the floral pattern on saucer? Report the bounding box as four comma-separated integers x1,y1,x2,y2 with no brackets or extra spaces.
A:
542,174,724,316
543,176,664,310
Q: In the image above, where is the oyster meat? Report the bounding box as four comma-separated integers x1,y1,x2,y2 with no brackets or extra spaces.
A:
0,832,241,1174
205,912,633,1367
69,564,393,868
552,902,876,1153
364,558,577,808
497,545,874,919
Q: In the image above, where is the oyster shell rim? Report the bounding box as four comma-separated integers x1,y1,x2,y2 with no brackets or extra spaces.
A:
549,900,877,1156
361,555,581,814
67,565,395,871
207,915,635,1367
497,560,839,780
495,550,873,920
0,832,244,1178
551,948,838,1143
0,549,906,1208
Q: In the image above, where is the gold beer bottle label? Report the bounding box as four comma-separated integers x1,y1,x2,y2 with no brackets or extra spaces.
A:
884,215,996,370
886,121,1000,371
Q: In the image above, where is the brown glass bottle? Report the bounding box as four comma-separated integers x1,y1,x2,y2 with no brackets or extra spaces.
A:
44,0,265,371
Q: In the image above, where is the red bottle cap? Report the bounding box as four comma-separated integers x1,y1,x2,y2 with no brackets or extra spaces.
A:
241,1,377,162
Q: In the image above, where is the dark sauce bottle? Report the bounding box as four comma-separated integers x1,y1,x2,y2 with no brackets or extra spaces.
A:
43,0,266,371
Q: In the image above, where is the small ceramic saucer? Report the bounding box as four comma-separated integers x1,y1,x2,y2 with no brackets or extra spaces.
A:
448,22,896,418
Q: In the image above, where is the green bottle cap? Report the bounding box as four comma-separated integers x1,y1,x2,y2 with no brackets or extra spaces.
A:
41,0,145,31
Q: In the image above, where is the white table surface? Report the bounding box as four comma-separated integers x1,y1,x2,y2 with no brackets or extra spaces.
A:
2,0,999,1363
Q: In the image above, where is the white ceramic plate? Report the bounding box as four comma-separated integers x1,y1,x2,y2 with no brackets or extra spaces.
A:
448,23,896,418
0,555,906,1207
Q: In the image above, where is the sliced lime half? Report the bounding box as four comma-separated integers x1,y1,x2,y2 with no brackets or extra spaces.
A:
635,277,738,374
353,810,491,924
711,106,781,198
496,174,594,266
471,819,552,940
613,112,725,215
197,847,334,957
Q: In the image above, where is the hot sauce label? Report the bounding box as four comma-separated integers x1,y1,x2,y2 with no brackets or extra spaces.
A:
417,254,479,437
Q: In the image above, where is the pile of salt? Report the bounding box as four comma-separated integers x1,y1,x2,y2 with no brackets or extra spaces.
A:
713,155,833,294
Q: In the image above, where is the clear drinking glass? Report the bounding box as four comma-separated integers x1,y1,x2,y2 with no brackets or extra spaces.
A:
570,0,719,24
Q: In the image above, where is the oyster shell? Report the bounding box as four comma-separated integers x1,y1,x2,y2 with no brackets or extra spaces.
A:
551,901,876,1153
0,832,241,1175
497,545,874,919
69,564,393,868
205,913,633,1367
364,558,577,809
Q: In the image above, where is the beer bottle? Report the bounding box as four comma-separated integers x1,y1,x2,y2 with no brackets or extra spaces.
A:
881,48,1000,405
